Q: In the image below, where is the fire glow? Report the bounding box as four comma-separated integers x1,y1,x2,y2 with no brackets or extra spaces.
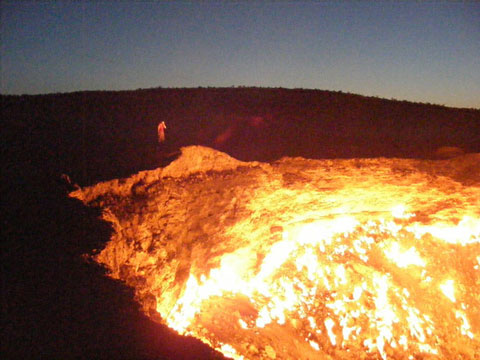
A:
73,148,480,359
162,206,479,359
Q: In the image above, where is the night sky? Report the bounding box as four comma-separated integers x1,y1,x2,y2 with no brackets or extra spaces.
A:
1,1,479,108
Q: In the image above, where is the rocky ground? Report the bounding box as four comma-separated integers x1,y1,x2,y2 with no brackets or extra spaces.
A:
3,88,480,359
2,157,227,359
70,146,480,360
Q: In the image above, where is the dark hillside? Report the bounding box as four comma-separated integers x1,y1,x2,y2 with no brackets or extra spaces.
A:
3,87,479,186
2,87,479,359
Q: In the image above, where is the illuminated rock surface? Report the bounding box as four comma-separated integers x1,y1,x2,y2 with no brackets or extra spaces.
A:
71,146,480,359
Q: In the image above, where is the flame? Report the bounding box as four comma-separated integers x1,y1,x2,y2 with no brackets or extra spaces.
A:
407,215,480,245
72,148,480,359
157,206,480,359
440,279,456,303
383,242,426,268
391,204,414,220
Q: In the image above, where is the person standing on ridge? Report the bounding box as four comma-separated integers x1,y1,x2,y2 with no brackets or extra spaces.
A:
158,121,166,143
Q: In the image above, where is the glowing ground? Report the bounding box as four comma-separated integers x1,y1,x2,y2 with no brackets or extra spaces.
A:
72,146,480,359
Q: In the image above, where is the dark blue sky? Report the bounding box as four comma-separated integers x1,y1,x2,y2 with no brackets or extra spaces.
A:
1,1,479,108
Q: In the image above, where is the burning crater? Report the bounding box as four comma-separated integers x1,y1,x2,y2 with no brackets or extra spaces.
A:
71,146,480,359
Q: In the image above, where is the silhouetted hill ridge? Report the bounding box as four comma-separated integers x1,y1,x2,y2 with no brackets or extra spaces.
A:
2,87,479,187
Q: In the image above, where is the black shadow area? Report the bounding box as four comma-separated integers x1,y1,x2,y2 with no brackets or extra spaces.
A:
1,168,225,360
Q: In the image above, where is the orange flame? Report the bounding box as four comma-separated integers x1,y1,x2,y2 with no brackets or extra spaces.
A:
156,205,479,359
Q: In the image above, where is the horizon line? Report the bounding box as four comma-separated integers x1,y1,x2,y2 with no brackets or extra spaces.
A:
1,86,478,111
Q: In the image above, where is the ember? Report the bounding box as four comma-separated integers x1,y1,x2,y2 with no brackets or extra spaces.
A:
72,146,480,359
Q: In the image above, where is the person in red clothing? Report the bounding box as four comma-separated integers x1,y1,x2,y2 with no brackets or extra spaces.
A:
157,121,166,143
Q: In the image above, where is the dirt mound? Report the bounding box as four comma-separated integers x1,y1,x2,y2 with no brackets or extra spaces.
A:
161,146,252,178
